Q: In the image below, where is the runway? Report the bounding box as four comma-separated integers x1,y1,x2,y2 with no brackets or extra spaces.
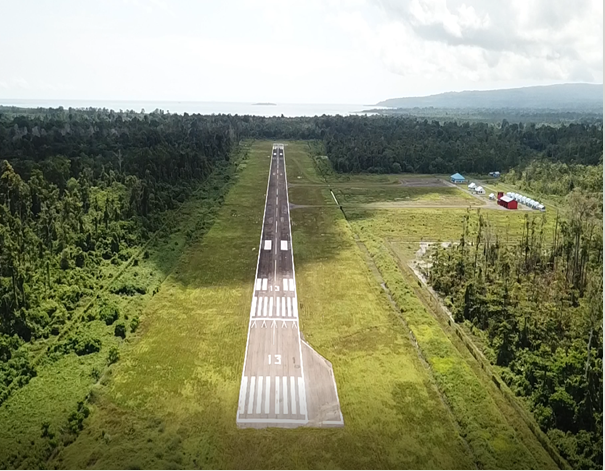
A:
236,144,344,428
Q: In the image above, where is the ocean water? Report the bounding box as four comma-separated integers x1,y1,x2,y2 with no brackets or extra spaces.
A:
0,99,381,117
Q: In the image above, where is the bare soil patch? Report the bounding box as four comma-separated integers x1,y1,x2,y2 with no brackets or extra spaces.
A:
399,177,449,187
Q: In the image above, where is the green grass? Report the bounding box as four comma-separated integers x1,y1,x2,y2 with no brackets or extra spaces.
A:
324,173,406,185
333,186,478,205
347,207,555,245
51,141,475,469
284,142,325,184
288,185,334,206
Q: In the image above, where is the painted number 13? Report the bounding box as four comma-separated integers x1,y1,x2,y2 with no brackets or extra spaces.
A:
268,354,282,365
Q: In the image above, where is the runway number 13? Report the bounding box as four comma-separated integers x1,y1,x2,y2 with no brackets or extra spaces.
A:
268,354,281,365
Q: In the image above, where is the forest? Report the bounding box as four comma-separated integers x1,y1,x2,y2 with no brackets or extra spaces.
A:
364,108,605,125
503,160,603,199
0,108,239,404
226,112,603,174
427,190,603,468
318,116,603,174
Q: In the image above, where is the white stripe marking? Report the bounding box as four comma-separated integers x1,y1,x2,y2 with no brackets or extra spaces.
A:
275,376,280,415
247,376,256,414
262,278,268,291
290,376,297,415
238,376,248,414
236,418,307,424
263,297,268,317
256,376,263,414
255,279,261,290
282,376,288,415
289,279,295,292
293,298,298,318
275,297,280,317
265,376,270,414
236,142,273,425
287,297,292,317
282,297,286,317
251,297,257,317
264,240,272,250
298,377,307,416
269,297,273,317
281,240,288,251
283,278,288,291
257,296,264,317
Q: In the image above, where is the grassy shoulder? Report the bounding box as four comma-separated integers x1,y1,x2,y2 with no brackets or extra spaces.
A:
351,228,558,470
52,141,474,469
0,148,247,469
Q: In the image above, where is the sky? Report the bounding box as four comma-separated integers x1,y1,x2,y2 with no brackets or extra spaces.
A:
0,0,602,104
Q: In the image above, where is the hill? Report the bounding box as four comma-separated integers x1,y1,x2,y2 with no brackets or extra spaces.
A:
376,83,603,110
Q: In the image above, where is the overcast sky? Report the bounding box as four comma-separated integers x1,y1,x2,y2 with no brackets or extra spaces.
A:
0,0,602,104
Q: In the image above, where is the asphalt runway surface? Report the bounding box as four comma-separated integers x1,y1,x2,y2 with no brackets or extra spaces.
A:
236,144,343,428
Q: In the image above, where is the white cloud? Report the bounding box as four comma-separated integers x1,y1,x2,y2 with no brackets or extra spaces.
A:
0,0,601,103
362,0,603,86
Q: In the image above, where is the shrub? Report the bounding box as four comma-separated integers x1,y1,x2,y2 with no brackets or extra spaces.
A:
54,333,102,356
107,346,120,365
99,304,119,325
90,366,101,381
111,282,146,296
67,401,90,433
130,316,140,333
114,322,126,339
60,249,70,270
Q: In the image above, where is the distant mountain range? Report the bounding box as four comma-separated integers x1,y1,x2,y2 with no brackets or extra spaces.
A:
376,83,603,110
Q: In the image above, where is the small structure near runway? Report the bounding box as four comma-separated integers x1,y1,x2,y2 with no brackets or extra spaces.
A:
451,173,466,184
506,192,545,211
497,193,518,209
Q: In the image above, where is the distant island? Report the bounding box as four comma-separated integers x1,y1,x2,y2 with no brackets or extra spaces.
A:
252,102,277,106
376,83,603,111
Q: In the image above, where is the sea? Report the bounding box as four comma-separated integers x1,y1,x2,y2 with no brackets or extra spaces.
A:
0,99,383,117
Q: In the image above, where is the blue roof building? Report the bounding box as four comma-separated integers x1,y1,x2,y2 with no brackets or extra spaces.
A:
450,173,466,183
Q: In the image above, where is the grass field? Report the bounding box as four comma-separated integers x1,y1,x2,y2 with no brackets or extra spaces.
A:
346,207,555,245
333,186,479,206
50,141,477,469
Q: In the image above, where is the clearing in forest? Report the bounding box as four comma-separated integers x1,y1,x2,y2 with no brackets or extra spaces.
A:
53,141,475,469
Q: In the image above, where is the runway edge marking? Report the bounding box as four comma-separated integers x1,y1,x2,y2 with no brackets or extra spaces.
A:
236,145,274,425
282,144,310,423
